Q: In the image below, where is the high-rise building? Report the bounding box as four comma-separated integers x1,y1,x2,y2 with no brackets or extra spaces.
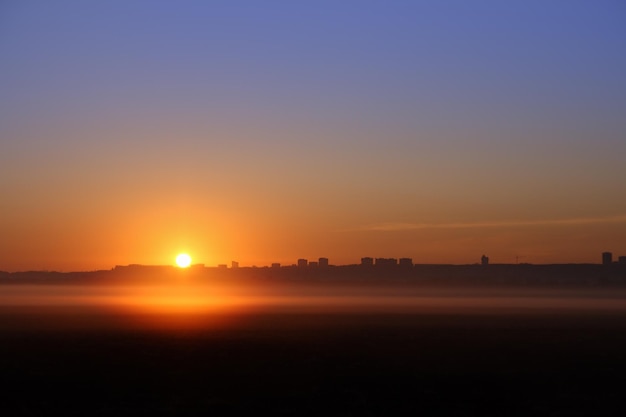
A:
318,257,329,267
375,258,397,267
481,255,489,266
361,257,374,267
602,252,613,265
399,258,413,267
297,259,308,267
231,261,239,269
271,263,281,268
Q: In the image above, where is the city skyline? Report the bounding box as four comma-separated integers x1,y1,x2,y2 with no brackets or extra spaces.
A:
1,1,625,271
121,249,626,270
3,250,626,273
3,4,626,416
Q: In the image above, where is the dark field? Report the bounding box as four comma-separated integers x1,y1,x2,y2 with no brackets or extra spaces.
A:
2,287,626,416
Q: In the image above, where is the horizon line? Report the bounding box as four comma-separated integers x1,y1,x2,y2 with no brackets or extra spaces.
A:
2,260,621,274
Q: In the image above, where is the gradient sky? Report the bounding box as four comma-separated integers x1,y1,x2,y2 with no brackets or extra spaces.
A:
1,1,625,271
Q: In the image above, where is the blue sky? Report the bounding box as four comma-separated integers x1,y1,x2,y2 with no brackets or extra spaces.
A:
1,1,625,269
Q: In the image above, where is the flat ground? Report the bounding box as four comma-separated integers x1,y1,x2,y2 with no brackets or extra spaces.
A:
2,286,626,416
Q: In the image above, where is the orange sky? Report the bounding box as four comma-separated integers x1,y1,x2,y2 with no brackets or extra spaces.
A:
1,2,625,271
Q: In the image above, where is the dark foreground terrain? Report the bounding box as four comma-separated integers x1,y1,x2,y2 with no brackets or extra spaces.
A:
2,301,626,416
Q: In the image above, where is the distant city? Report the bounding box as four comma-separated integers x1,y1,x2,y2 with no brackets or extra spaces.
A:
194,251,626,270
178,250,626,271
2,252,626,287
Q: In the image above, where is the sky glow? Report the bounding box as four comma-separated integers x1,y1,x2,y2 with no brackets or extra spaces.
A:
0,1,625,270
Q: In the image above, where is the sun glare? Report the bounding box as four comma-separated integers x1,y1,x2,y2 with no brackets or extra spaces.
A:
176,253,192,268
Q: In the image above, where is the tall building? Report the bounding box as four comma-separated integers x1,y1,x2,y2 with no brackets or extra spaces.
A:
361,257,374,267
602,252,613,265
297,259,308,267
375,258,397,267
399,258,413,267
481,255,489,266
231,261,239,269
318,257,329,268
619,256,626,265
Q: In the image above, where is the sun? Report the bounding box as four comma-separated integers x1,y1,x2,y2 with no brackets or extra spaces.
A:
176,253,192,268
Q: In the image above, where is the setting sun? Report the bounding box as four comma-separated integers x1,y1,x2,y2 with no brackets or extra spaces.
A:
176,253,192,268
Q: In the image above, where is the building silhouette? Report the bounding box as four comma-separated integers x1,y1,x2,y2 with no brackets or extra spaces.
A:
231,261,239,269
602,252,613,265
619,256,626,265
319,257,329,268
399,258,413,267
297,259,308,268
375,258,397,267
361,257,374,267
481,255,489,266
